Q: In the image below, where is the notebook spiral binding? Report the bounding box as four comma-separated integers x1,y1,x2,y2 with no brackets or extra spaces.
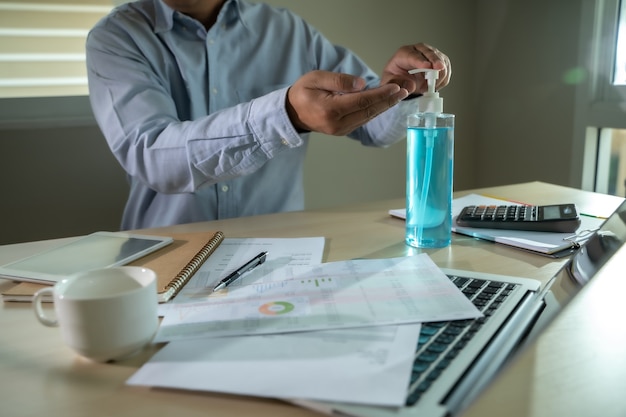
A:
164,231,225,294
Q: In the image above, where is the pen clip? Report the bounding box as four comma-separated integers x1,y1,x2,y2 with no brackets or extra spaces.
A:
242,251,267,271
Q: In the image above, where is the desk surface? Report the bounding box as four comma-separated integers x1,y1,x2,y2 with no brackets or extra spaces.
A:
1,181,624,417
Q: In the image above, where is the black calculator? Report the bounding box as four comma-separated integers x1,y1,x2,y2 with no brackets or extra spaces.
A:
456,203,581,233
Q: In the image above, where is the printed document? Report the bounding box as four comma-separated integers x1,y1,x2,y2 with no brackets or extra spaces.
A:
155,254,481,342
175,237,325,301
129,324,421,406
158,237,326,316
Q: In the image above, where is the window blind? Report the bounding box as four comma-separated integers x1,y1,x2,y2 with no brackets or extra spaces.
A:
0,0,112,98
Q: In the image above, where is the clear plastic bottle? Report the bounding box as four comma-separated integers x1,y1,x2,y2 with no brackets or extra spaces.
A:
405,69,455,248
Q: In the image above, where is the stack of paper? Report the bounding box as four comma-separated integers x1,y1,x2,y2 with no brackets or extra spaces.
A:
128,239,482,407
155,255,481,342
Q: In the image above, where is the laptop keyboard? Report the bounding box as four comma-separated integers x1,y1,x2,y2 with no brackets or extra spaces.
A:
406,275,518,406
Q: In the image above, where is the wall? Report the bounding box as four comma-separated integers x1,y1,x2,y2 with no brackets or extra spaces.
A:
0,0,478,245
261,0,478,209
473,0,584,188
0,124,128,244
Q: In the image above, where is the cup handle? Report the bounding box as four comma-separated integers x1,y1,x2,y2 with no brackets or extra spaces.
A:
33,287,58,327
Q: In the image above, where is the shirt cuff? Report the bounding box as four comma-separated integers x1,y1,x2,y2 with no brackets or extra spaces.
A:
248,87,305,156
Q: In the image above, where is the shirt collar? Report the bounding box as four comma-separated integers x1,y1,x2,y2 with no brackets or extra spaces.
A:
153,0,243,34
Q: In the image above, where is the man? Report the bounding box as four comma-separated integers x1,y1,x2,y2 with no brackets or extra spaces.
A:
86,0,451,229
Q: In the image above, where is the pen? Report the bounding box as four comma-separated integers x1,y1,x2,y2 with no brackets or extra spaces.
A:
212,251,268,292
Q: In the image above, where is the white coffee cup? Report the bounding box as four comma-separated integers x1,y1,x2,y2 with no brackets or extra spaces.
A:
33,266,158,362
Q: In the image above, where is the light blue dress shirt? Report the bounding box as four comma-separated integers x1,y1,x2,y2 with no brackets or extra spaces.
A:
86,0,412,230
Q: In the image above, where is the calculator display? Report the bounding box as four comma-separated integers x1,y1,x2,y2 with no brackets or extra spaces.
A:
541,206,561,220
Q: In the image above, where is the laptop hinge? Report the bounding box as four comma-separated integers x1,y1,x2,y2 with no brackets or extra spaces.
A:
444,291,545,415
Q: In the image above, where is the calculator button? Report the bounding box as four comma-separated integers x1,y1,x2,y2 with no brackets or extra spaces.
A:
484,206,496,219
505,207,517,220
494,206,507,220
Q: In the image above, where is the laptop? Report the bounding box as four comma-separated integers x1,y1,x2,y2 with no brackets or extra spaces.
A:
292,198,626,417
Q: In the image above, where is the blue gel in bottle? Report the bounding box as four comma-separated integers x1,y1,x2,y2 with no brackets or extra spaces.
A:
405,118,454,248
404,68,454,248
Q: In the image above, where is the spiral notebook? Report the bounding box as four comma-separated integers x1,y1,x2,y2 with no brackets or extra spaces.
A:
1,231,225,303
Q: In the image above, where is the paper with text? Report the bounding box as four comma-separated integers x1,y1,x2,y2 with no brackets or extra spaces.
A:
129,324,420,406
155,254,481,342
158,237,325,315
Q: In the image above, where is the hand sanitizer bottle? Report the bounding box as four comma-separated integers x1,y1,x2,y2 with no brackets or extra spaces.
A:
405,69,455,248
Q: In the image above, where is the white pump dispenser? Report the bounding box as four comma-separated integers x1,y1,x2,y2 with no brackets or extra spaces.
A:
408,68,443,114
404,67,454,249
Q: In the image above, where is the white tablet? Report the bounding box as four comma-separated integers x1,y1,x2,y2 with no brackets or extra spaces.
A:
0,231,173,284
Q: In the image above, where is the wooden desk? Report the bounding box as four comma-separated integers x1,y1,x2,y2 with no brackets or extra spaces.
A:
0,181,623,417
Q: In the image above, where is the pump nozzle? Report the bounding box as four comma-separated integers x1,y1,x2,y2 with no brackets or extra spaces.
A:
408,69,443,113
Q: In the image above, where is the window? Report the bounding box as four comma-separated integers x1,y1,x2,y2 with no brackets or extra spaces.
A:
592,128,626,195
578,0,626,196
614,0,626,85
0,1,112,99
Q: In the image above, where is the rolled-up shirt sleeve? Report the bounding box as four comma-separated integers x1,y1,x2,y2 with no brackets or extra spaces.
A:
87,22,303,194
86,0,407,228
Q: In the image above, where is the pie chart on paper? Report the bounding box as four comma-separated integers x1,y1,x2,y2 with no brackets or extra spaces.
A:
258,301,295,316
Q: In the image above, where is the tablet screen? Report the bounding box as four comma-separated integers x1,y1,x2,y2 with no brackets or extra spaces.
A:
0,232,172,284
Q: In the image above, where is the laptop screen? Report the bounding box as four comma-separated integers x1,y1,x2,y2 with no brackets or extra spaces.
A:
567,199,626,285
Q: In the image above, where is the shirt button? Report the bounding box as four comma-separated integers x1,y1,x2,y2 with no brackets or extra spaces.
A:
207,38,214,45
221,185,229,192
212,88,218,94
281,138,289,146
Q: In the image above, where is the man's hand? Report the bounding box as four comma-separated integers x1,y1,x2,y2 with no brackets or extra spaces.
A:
286,70,409,136
381,43,452,94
